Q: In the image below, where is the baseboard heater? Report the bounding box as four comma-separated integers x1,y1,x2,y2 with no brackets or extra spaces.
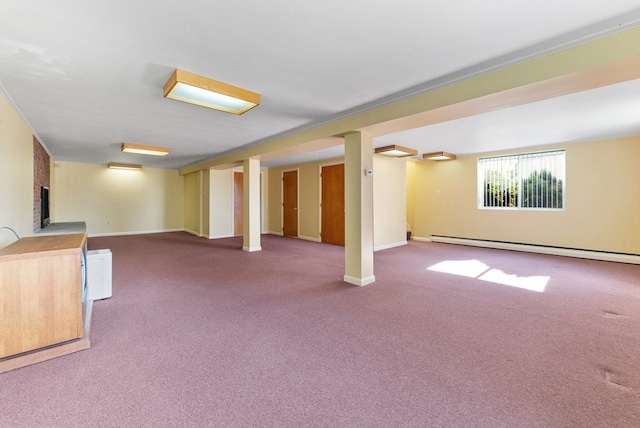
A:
429,236,640,265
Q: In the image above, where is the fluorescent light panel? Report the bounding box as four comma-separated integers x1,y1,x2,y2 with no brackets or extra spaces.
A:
108,163,142,170
375,144,418,157
423,151,456,160
163,69,260,115
122,142,170,157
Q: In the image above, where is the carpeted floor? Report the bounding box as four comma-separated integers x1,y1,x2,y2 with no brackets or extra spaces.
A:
1,232,639,427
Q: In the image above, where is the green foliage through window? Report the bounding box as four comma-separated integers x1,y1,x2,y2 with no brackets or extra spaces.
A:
478,150,565,210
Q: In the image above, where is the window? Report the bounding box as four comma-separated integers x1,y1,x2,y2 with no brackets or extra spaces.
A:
478,150,565,209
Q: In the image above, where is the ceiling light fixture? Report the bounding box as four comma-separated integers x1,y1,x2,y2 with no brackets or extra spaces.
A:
374,144,418,157
423,151,457,161
108,163,142,170
122,142,170,157
163,69,260,115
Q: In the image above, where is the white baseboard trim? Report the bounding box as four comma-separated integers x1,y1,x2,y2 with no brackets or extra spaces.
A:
344,275,376,287
374,241,407,252
207,233,235,239
429,236,640,264
89,228,185,238
411,236,431,243
298,235,321,243
242,246,262,252
185,229,206,238
184,229,196,237
265,232,321,243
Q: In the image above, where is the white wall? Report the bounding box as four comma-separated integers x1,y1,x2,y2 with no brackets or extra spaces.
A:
209,169,234,238
53,161,184,236
206,167,268,239
0,92,34,247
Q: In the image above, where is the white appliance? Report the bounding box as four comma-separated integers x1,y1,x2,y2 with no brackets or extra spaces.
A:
87,249,112,300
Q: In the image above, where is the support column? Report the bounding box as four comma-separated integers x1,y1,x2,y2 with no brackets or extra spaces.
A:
242,158,261,252
343,131,375,286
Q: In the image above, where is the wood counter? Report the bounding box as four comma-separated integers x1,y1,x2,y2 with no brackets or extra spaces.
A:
0,233,87,360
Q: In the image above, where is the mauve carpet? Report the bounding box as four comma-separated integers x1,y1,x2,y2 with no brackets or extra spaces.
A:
1,232,638,427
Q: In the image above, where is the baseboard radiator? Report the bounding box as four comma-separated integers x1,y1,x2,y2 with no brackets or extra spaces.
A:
426,236,640,265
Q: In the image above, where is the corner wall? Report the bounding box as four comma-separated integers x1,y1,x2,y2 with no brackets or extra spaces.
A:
185,167,268,239
373,155,407,250
183,171,202,236
33,137,50,232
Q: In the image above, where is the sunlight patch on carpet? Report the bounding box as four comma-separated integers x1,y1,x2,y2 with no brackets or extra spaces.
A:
477,269,549,292
427,259,549,292
426,259,489,278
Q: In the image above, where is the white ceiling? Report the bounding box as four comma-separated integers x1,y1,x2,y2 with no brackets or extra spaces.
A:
1,1,639,170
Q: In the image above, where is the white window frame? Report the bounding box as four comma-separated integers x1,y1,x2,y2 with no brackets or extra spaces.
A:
477,149,566,211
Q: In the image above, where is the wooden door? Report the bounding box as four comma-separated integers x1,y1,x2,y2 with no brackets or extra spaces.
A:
321,164,345,246
233,172,243,236
282,170,298,237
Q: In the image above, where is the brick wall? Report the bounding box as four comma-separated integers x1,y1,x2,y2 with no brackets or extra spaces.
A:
33,137,50,232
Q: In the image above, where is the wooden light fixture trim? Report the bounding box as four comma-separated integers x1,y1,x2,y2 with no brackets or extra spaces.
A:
163,69,260,115
121,142,170,157
374,144,418,157
423,151,457,160
108,163,142,170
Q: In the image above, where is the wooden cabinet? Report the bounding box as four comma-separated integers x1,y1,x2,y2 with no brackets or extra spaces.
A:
0,233,87,359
